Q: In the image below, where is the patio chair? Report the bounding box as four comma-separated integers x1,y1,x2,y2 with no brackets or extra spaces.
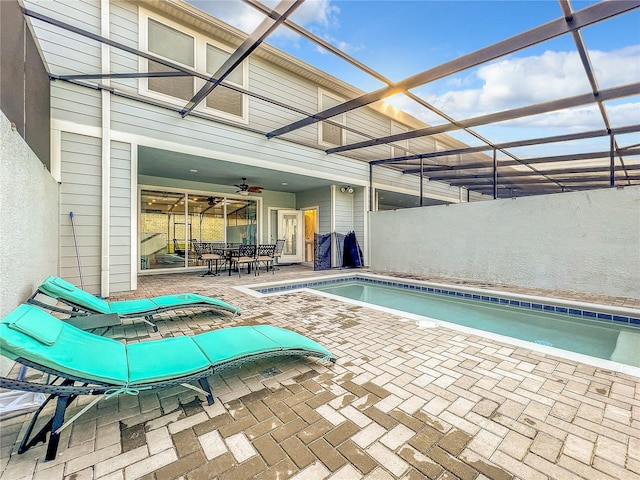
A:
28,276,239,332
193,241,224,276
272,238,286,270
0,304,335,461
228,244,257,277
255,244,276,275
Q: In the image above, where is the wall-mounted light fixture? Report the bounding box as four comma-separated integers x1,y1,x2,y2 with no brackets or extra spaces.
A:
340,185,354,194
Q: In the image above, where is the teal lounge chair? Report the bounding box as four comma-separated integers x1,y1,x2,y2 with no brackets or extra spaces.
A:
28,276,240,331
0,304,335,461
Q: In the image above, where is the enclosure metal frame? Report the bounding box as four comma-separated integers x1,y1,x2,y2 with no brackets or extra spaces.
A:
21,0,640,201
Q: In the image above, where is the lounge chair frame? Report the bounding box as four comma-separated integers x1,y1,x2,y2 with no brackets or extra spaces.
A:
0,362,216,461
28,276,240,332
27,292,170,329
0,304,335,461
1,345,333,461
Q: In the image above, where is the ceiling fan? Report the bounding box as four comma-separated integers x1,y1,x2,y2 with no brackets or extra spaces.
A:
234,178,264,195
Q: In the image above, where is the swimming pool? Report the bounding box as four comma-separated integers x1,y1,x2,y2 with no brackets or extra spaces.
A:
242,273,640,373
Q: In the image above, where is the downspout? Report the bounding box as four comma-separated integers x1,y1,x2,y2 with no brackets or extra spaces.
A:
609,132,615,188
100,0,111,298
492,149,498,200
130,145,138,290
419,157,424,207
331,184,336,267
369,162,373,212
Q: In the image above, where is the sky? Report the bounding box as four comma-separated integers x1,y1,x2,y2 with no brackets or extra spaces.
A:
186,0,640,157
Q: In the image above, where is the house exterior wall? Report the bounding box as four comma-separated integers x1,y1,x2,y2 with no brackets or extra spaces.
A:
110,141,132,292
59,132,102,294
370,186,640,299
24,0,482,294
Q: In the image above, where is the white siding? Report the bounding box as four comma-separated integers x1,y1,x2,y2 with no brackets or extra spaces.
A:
24,0,101,75
372,163,464,203
60,132,102,294
249,60,318,145
110,96,371,185
334,189,354,234
51,82,102,127
110,141,131,292
109,1,139,93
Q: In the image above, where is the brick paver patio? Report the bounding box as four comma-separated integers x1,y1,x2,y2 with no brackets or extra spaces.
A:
1,265,638,479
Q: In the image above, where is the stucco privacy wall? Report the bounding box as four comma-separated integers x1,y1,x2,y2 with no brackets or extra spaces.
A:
370,186,640,299
0,112,59,318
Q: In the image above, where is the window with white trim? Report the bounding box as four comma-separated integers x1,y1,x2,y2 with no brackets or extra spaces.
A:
140,11,248,122
146,18,195,101
204,43,246,119
318,90,346,146
390,122,409,158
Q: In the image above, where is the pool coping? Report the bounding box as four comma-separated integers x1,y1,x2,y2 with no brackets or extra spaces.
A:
236,272,640,378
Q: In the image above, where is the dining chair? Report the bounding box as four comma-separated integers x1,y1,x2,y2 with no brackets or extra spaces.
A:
255,244,277,275
229,244,256,277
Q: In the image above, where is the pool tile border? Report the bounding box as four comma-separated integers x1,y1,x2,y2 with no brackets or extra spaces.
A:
255,275,640,328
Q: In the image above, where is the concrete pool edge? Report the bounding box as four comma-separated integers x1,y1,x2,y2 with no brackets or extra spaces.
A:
236,273,640,378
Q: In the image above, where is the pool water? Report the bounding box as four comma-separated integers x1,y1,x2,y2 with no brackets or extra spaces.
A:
312,281,640,367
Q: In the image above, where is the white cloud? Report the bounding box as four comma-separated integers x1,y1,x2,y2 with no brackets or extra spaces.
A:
187,1,261,33
187,0,341,41
290,0,340,29
405,47,640,131
508,102,639,131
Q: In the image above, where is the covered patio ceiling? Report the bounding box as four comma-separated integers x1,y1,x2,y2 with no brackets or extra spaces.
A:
138,146,334,194
24,0,640,200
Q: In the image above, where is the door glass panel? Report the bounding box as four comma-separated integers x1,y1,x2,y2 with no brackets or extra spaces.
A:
188,194,226,266
281,213,299,256
140,190,187,270
303,209,317,262
226,198,257,245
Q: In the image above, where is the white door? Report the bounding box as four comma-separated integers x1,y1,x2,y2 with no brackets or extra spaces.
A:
277,210,304,263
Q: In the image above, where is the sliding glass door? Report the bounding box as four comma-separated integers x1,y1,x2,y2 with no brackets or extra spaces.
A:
140,189,258,271
140,190,188,270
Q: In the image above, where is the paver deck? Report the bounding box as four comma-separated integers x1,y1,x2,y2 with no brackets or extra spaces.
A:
1,265,639,479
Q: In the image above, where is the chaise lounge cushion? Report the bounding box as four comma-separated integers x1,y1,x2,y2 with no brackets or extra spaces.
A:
38,276,111,314
126,337,211,384
1,305,334,390
108,294,235,316
37,276,240,319
192,324,334,366
251,325,334,356
7,306,63,346
0,305,128,385
193,326,283,366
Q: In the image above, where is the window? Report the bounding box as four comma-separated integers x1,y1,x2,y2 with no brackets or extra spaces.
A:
146,18,195,101
205,44,245,118
318,90,345,146
390,123,409,158
140,11,248,121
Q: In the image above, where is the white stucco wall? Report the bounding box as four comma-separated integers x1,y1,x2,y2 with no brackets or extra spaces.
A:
0,111,59,316
370,187,640,299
